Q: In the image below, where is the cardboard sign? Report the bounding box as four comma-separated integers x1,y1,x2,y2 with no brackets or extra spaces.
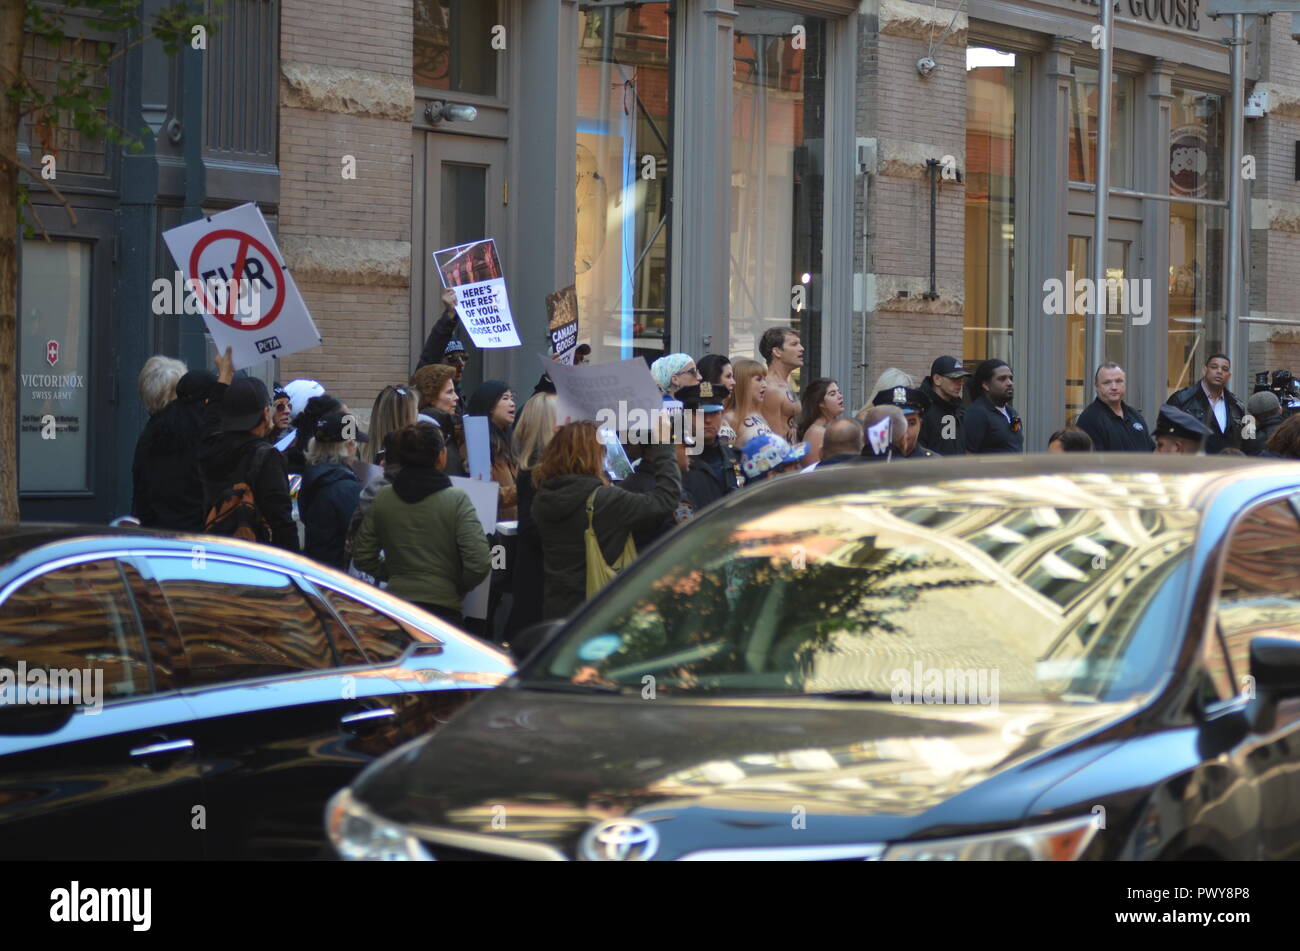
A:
433,238,520,349
449,476,499,620
162,203,322,369
543,354,664,429
546,285,579,365
463,415,492,483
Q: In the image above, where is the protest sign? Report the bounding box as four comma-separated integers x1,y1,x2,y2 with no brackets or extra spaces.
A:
867,417,892,455
449,476,499,620
162,203,322,369
434,238,521,349
546,285,579,365
464,415,492,482
542,354,664,430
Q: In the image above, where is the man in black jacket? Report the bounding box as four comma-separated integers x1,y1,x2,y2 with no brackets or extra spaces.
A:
1075,362,1154,452
1166,353,1244,454
919,355,970,455
415,287,462,371
964,359,1023,454
198,374,300,552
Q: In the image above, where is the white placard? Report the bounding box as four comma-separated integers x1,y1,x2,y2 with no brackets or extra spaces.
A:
464,415,492,482
162,203,322,370
433,238,520,349
867,417,892,455
449,476,499,620
543,355,665,428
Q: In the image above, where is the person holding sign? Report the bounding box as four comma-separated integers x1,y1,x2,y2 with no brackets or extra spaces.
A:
416,288,463,371
461,381,519,519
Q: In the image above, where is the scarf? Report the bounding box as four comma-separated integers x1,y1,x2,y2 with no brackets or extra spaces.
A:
392,465,452,503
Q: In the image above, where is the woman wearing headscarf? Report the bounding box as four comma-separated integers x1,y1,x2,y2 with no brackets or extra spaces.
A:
649,353,701,397
132,367,222,530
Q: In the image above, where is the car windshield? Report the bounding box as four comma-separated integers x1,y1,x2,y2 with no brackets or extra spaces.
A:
527,481,1200,704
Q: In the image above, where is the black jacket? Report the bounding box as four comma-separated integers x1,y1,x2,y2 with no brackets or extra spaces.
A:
131,383,223,530
1166,382,1244,453
1243,413,1284,457
919,377,965,456
532,443,681,620
1075,398,1155,452
299,462,362,569
682,440,742,511
505,468,545,637
416,309,460,371
963,395,1024,454
198,431,300,552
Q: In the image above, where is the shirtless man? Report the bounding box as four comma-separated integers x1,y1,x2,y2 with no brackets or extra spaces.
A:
759,326,803,441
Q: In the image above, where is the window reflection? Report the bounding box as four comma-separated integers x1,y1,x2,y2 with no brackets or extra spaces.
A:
414,0,498,95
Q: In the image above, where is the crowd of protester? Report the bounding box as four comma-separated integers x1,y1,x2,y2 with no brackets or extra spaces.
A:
130,298,1300,645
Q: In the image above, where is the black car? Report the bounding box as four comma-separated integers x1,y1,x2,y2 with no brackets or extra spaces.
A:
0,525,512,860
329,455,1300,860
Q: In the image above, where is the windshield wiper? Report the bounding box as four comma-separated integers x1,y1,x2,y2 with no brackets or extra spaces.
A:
514,679,627,695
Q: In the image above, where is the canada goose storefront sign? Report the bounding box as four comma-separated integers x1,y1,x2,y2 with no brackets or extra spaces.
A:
1170,126,1209,198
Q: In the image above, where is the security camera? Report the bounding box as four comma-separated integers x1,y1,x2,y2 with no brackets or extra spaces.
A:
916,56,937,77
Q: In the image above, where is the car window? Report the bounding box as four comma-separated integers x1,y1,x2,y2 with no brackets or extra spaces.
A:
0,558,151,702
148,556,335,687
1215,498,1300,698
320,588,414,665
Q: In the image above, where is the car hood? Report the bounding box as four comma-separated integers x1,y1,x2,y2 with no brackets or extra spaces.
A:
354,687,1137,859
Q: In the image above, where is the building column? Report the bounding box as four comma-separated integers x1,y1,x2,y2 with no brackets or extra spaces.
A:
1134,59,1176,416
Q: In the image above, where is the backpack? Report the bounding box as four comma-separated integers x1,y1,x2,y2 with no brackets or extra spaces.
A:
204,444,272,542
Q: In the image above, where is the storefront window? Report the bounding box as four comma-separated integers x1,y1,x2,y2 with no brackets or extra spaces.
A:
575,2,672,363
1068,66,1132,188
414,0,499,96
1167,89,1225,394
19,240,91,493
965,46,1020,364
729,6,827,378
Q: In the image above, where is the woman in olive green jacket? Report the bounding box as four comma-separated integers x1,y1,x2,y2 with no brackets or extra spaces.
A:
353,422,491,627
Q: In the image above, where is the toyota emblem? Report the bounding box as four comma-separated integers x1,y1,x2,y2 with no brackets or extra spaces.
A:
579,818,660,861
46,340,59,367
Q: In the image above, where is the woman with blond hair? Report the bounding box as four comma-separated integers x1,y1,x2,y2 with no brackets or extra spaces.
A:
364,384,418,466
724,357,771,447
532,419,680,620
506,391,559,636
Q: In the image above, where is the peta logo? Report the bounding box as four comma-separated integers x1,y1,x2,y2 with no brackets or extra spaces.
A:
50,881,151,931
255,335,282,354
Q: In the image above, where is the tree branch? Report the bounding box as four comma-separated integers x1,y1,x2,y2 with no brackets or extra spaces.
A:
0,154,81,229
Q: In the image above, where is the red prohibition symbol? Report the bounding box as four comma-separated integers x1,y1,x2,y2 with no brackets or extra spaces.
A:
188,229,287,331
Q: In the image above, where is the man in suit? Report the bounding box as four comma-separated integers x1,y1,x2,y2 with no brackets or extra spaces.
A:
1166,354,1245,454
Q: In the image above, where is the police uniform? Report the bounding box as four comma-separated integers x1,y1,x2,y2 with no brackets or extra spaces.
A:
677,382,744,512
872,385,940,459
1153,404,1211,454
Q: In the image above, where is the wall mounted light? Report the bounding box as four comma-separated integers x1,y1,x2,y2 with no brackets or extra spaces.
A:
424,101,479,124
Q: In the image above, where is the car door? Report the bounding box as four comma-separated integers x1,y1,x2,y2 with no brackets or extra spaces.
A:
139,552,424,860
1209,495,1300,859
0,556,205,859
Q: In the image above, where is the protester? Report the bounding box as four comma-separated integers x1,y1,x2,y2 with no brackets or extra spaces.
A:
796,378,845,461
1074,363,1153,452
506,392,559,637
759,327,803,440
964,359,1023,453
353,422,491,627
415,287,462,370
279,379,325,451
698,355,738,441
364,384,419,466
137,355,187,417
411,362,464,474
726,357,771,446
813,418,866,469
858,404,907,461
618,440,689,550
919,356,970,456
1167,354,1244,454
270,385,293,443
678,383,742,507
873,386,938,458
532,420,681,619
1266,412,1300,459
575,344,592,365
1243,391,1283,456
299,410,363,569
1047,428,1093,452
741,432,808,480
442,340,468,403
1153,404,1210,455
462,381,519,520
198,366,299,551
650,353,701,397
345,429,402,583
285,393,345,475
132,366,220,530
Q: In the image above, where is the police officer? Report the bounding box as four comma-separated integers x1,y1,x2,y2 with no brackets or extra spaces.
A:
1153,404,1211,455
678,382,743,509
873,385,940,459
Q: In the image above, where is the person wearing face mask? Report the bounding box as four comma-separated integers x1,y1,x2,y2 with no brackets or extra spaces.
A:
920,356,970,456
1075,363,1154,452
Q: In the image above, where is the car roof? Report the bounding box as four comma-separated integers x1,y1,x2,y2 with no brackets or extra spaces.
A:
733,454,1300,514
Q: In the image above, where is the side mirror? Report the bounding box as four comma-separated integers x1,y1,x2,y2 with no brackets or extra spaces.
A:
1246,636,1300,732
508,620,565,666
